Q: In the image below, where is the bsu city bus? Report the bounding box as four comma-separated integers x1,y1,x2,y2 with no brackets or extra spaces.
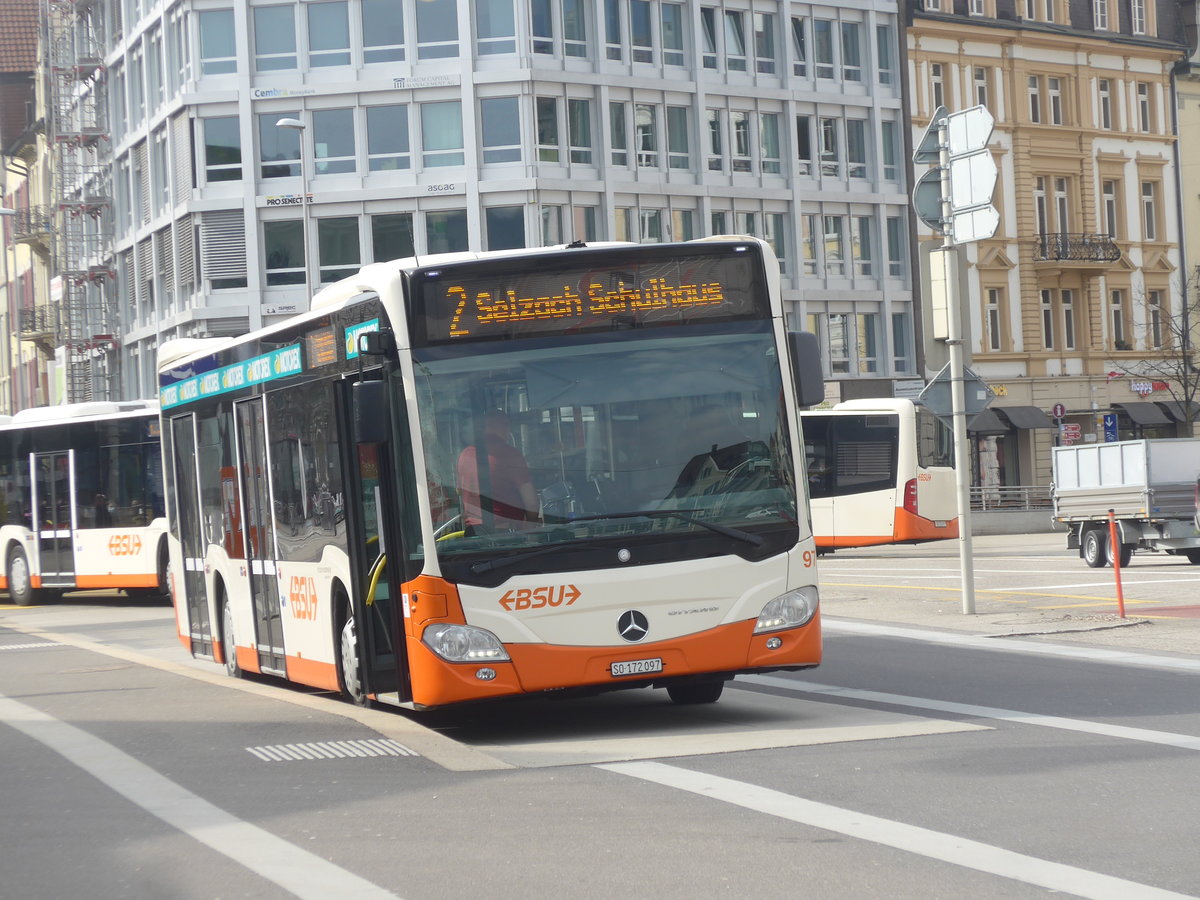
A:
157,237,825,709
799,398,957,552
0,400,168,605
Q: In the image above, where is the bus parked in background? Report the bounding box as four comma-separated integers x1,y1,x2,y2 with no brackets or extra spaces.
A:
799,398,957,552
0,400,168,606
158,237,825,710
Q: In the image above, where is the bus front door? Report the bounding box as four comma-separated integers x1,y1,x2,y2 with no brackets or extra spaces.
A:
168,414,212,657
235,399,286,675
32,451,75,587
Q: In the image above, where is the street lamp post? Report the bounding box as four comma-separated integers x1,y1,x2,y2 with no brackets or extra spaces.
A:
275,117,313,292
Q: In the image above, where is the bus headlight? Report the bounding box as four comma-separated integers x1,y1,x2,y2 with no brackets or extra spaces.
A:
754,587,818,633
422,623,511,663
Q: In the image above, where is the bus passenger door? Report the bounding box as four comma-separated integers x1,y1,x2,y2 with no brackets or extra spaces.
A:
32,450,75,586
342,377,407,702
168,414,213,656
235,399,286,674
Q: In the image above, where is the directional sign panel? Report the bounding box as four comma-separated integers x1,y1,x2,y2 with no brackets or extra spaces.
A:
948,206,1000,244
946,105,994,157
947,150,997,211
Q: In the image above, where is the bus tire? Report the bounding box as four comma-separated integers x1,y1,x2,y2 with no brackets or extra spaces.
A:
7,546,37,607
221,592,241,679
1107,540,1133,568
666,679,725,705
1082,529,1107,568
337,599,368,706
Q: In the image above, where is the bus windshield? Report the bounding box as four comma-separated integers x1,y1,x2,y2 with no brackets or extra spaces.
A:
413,322,797,581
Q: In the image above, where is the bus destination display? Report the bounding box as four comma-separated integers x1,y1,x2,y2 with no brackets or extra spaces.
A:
414,244,768,345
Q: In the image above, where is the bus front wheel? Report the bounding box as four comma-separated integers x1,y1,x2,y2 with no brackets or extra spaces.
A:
7,547,37,607
339,611,368,706
666,679,725,705
221,597,241,679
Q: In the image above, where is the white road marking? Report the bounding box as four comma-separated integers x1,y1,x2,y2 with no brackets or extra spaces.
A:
823,619,1200,673
600,760,1193,900
741,676,1200,752
0,692,401,900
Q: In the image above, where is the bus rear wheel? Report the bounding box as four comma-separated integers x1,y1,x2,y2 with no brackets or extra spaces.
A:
1082,529,1107,568
7,546,38,607
666,680,725,705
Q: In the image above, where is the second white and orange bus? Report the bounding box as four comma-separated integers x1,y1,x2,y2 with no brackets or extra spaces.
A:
799,398,957,552
0,400,169,605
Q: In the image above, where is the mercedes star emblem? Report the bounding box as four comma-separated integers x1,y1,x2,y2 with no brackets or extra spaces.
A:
617,609,649,643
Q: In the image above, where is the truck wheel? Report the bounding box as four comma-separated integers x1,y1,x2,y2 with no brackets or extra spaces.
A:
1185,550,1200,565
1082,530,1107,568
1107,540,1133,568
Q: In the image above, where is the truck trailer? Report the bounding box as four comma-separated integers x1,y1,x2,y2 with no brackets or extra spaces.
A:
1051,439,1200,567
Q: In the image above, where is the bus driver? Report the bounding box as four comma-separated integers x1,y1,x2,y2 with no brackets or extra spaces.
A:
456,410,539,531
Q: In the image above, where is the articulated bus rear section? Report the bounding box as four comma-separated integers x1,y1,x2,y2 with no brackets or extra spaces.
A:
0,401,169,606
799,399,958,552
158,238,826,709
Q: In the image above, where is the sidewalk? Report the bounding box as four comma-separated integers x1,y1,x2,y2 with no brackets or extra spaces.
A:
817,532,1200,659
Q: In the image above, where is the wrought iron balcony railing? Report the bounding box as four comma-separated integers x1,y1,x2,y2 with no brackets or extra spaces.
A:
17,305,59,339
1035,232,1121,263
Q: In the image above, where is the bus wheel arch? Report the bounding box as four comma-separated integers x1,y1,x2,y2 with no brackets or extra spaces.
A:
333,582,368,706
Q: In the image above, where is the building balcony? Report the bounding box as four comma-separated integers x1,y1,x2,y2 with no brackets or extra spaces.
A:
1033,233,1121,266
18,306,59,342
12,205,55,253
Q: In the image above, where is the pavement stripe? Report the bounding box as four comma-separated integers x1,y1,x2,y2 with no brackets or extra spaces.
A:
600,760,1192,900
823,619,1200,673
0,692,401,900
741,676,1200,752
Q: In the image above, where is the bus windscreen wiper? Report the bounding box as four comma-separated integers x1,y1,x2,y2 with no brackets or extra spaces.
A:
564,510,764,547
469,511,763,575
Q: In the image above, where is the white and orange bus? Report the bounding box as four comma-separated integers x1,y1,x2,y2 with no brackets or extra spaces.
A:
158,237,825,709
0,400,169,605
799,398,957,552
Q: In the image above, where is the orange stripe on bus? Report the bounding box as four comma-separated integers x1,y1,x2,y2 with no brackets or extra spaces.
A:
74,574,161,589
284,654,340,692
405,612,822,709
814,508,958,549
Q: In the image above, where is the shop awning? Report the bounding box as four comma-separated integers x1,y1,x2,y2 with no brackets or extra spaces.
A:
996,405,1055,429
1114,401,1171,426
1156,400,1199,423
967,408,1008,434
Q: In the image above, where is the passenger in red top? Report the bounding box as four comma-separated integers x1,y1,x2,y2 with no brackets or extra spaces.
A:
456,410,539,531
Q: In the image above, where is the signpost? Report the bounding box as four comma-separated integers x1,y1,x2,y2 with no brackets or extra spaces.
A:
912,105,1000,616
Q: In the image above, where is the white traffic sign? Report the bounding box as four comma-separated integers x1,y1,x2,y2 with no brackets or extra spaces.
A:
946,105,994,156
948,150,998,210
948,206,1000,244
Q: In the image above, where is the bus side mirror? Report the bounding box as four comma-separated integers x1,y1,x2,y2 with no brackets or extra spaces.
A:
352,380,389,444
788,331,825,409
359,330,397,357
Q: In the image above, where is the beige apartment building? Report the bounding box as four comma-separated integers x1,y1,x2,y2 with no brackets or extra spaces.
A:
909,0,1188,489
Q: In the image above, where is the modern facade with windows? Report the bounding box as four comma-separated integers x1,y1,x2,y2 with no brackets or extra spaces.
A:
77,0,914,402
909,1,1186,489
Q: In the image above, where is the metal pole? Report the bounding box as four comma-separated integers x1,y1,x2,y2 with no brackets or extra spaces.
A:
937,120,978,615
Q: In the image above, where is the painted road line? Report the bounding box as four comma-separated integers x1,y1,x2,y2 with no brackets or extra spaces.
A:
600,760,1192,900
741,676,1200,752
821,619,1200,673
0,621,512,773
0,692,401,900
